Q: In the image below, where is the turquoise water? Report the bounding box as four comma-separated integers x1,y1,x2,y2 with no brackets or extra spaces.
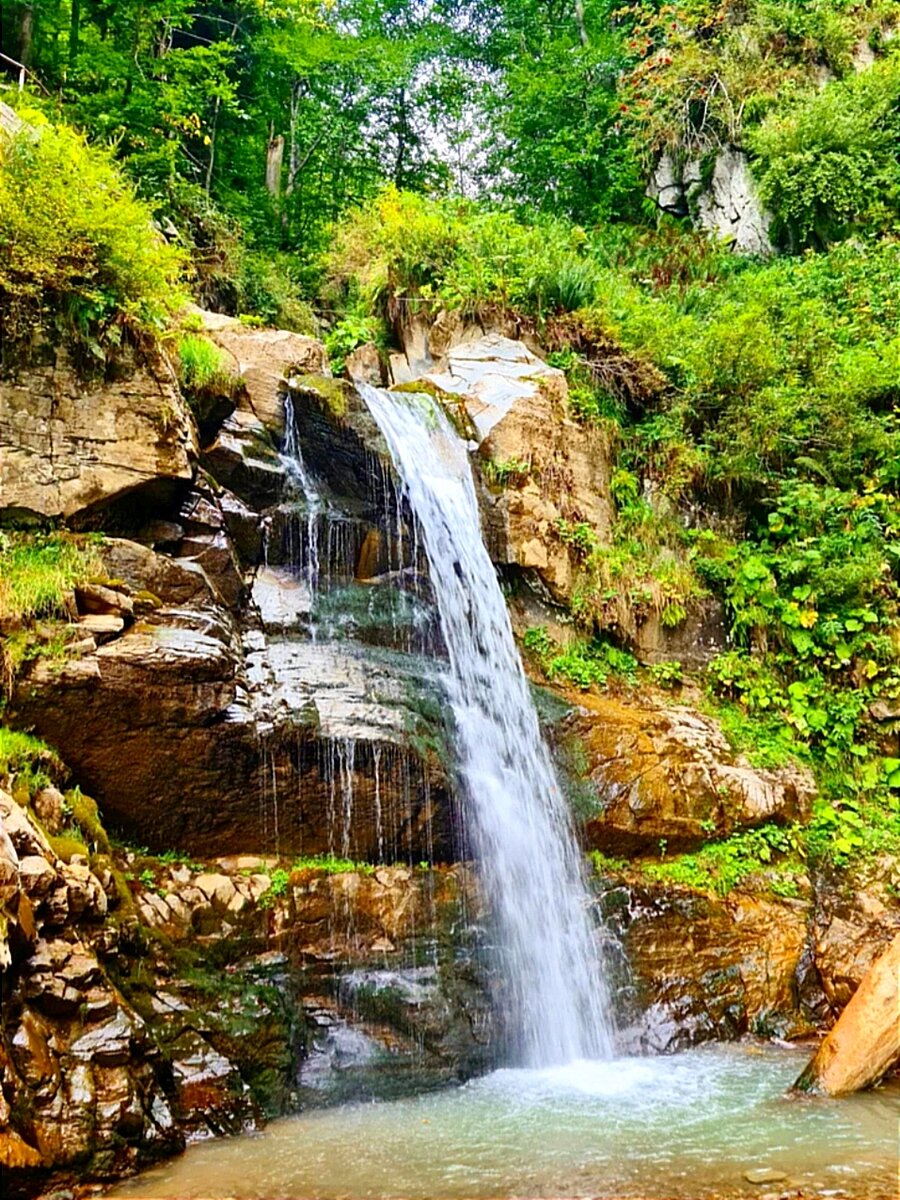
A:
111,1043,899,1199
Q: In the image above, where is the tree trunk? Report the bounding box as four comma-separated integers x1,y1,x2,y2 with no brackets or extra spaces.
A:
266,134,285,198
19,4,35,67
574,0,590,49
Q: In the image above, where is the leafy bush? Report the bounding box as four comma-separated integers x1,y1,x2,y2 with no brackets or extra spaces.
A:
750,55,900,248
0,110,185,355
323,186,603,325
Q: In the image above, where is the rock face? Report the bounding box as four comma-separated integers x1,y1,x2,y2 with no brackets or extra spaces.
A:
565,691,815,853
201,310,329,437
10,537,454,861
794,932,900,1095
599,876,812,1049
594,853,900,1054
0,345,194,521
647,149,774,256
412,333,616,602
0,791,183,1192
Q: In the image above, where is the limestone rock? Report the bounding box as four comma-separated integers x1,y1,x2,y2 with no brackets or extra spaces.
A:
647,148,773,256
569,692,815,853
794,932,900,1095
0,345,195,521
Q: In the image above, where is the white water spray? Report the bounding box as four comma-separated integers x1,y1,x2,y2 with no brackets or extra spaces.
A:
359,384,613,1066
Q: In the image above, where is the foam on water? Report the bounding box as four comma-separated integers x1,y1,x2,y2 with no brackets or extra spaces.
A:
109,1044,899,1200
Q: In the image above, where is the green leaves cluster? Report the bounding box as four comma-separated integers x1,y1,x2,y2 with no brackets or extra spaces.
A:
0,117,184,354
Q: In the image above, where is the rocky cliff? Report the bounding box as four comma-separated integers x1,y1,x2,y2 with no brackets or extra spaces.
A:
1,312,898,1194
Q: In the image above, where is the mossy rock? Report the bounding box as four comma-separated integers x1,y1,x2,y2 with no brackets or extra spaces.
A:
66,788,111,854
49,833,89,862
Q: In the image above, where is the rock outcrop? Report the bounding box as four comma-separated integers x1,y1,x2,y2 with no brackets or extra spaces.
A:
0,345,194,522
793,932,900,1095
409,333,616,603
0,791,183,1192
647,149,774,256
564,690,815,853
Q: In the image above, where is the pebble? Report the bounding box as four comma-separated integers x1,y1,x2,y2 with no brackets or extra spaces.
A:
744,1167,788,1184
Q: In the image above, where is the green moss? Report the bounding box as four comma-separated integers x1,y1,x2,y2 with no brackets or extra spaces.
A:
49,833,89,862
66,788,111,855
292,373,352,419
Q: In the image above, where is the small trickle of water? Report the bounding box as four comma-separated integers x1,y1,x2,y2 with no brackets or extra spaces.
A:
281,392,321,596
359,384,613,1067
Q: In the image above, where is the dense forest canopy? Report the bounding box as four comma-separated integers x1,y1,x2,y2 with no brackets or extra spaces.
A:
2,0,900,877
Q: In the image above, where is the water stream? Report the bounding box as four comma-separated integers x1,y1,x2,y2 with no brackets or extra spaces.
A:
110,1043,898,1199
358,384,612,1066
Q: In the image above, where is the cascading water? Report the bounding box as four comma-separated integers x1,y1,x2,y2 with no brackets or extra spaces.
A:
358,384,613,1066
281,392,321,595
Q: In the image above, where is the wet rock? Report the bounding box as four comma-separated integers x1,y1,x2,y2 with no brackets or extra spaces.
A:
744,1167,788,1184
78,613,125,641
69,1010,136,1066
202,410,286,508
18,856,57,899
410,334,616,605
569,692,815,853
599,877,813,1049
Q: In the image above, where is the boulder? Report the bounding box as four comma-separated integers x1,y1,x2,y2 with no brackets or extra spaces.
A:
567,692,815,853
201,311,329,437
0,345,195,522
794,932,900,1095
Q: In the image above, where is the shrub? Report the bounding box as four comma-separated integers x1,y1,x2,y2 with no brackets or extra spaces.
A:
750,55,900,248
0,110,185,355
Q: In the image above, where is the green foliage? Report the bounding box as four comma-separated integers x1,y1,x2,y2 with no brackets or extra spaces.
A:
0,727,58,795
258,853,376,907
65,787,111,855
324,312,384,376
523,626,638,690
648,660,684,689
642,822,804,897
483,458,532,488
324,187,604,324
751,54,900,249
177,334,238,397
0,114,184,354
0,532,103,622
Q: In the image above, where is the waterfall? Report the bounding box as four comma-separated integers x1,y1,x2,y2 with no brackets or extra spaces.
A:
358,384,613,1067
281,392,321,595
